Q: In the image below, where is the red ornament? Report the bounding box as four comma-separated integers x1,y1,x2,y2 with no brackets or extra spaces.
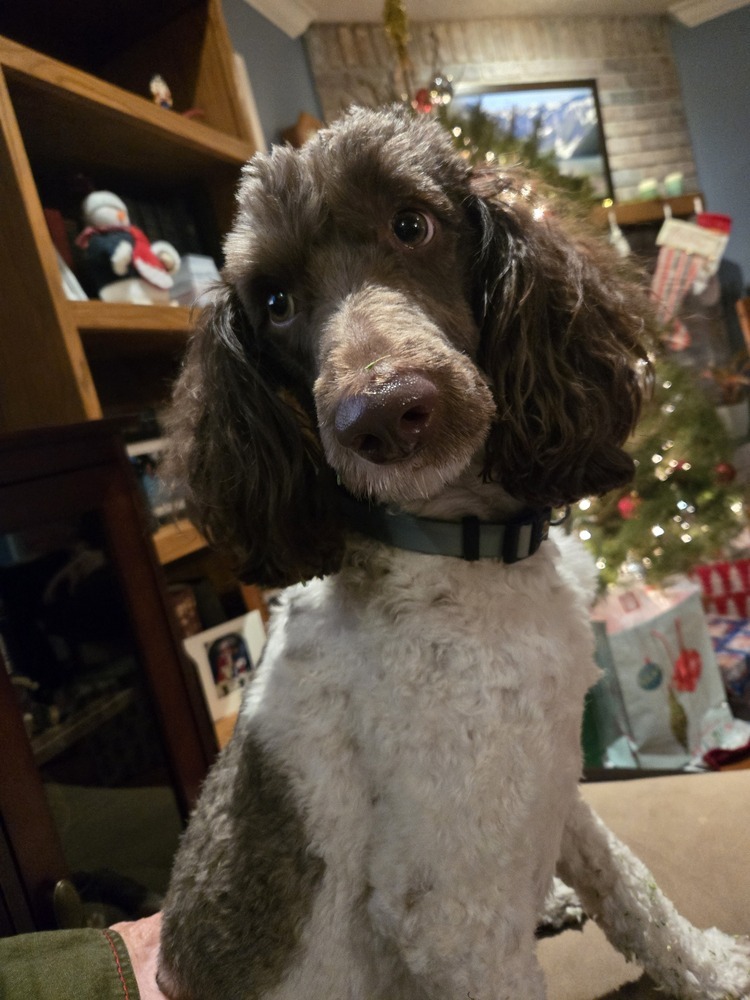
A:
412,88,433,113
670,619,702,693
715,461,737,483
617,493,641,519
652,620,702,693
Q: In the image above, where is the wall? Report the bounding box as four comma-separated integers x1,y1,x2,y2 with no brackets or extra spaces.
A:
670,6,750,290
306,16,698,202
220,3,748,295
222,0,322,146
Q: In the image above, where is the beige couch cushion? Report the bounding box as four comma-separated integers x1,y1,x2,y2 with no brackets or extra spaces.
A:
539,769,750,999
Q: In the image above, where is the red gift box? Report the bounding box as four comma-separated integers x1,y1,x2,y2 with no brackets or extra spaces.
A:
690,559,750,617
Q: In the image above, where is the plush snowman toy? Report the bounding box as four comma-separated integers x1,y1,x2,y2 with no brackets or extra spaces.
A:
76,191,181,304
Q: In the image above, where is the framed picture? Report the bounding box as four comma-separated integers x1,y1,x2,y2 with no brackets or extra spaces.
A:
452,79,613,200
183,611,267,721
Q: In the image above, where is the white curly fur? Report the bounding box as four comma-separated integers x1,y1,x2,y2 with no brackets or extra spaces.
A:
229,538,750,1000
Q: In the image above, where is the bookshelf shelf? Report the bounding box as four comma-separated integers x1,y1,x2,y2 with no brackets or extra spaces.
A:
73,302,195,354
1,41,254,181
153,518,207,565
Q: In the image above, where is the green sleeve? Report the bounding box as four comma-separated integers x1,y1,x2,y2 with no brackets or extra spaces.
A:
0,928,140,1000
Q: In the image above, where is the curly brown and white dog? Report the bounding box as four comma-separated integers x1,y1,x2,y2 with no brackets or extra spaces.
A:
157,106,749,999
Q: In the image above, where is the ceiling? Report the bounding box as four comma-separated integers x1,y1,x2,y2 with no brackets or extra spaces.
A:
246,0,749,36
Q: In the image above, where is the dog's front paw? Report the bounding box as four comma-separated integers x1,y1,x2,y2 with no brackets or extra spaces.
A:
536,877,587,938
654,927,750,1000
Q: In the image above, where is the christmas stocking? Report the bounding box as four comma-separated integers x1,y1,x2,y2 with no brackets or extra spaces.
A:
650,216,730,351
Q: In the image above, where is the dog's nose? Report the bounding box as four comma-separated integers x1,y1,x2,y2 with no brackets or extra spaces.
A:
334,374,438,464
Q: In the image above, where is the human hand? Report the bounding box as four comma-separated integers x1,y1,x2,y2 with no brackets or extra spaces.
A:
110,912,168,1000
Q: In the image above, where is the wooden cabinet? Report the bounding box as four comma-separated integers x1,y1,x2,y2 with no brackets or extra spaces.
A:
0,0,257,435
0,421,218,935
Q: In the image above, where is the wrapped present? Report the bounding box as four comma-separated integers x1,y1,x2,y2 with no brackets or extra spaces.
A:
690,559,750,617
706,614,750,719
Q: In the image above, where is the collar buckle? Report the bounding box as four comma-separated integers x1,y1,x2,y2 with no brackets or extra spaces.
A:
501,509,551,564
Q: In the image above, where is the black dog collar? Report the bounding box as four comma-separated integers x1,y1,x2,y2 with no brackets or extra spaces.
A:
340,497,552,564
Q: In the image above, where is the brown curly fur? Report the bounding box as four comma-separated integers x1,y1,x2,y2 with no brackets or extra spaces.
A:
165,105,652,587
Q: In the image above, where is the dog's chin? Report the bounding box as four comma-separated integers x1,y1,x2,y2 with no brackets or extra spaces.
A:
329,448,479,508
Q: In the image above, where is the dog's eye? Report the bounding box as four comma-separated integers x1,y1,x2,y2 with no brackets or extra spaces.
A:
391,209,435,248
266,290,295,325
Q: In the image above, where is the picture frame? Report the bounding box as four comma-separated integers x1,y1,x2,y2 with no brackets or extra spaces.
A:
451,79,614,200
183,611,267,721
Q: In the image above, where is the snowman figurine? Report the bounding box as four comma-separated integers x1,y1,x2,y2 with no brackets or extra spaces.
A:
76,191,181,304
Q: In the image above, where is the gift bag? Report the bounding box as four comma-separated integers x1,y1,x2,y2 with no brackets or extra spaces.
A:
593,583,728,769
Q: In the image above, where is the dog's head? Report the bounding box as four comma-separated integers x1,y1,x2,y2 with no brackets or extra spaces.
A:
167,106,651,586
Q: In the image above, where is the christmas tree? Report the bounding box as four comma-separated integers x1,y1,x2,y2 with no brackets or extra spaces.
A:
573,357,745,586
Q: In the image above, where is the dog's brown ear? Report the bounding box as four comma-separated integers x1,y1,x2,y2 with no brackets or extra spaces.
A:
468,170,652,508
165,285,344,587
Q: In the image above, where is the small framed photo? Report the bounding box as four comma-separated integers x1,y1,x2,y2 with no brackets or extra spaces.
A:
183,611,266,721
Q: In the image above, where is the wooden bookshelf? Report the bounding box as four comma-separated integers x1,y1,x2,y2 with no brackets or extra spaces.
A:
0,1,259,435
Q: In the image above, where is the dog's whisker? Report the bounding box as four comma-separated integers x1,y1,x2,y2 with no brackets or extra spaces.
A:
364,355,391,371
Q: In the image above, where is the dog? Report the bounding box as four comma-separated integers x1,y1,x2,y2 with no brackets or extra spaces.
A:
157,106,750,999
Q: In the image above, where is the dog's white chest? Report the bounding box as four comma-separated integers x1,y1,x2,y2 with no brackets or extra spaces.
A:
239,542,599,999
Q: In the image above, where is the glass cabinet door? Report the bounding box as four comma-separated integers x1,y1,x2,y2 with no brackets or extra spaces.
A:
0,423,216,932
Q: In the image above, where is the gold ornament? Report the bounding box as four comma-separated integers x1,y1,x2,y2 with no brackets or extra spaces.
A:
383,0,411,65
668,687,688,749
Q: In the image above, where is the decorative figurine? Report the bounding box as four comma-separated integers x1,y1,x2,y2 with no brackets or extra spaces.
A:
149,74,173,109
76,191,180,305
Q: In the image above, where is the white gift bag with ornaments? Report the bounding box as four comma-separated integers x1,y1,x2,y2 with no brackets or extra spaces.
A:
593,581,729,768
